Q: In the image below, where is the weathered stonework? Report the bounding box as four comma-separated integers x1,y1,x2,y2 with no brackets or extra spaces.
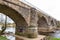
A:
0,0,57,38
26,8,38,38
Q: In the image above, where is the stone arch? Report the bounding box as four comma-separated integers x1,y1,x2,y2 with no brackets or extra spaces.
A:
51,20,54,26
38,16,48,27
0,4,28,33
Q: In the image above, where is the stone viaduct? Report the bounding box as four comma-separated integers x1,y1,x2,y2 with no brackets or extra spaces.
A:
0,0,57,38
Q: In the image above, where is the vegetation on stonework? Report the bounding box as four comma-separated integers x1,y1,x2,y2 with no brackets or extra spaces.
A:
16,32,26,36
27,34,37,38
16,32,37,38
46,36,60,40
0,36,8,40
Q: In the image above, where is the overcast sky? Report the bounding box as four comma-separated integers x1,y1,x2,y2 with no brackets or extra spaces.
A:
0,13,14,23
20,0,60,21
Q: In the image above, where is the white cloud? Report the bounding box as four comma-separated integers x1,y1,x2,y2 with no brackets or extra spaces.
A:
0,13,14,23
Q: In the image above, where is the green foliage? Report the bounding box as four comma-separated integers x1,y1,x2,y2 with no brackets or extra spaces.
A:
16,32,37,38
46,36,60,40
16,32,26,36
50,37,60,40
0,36,8,40
27,34,37,38
26,33,37,38
50,38,60,40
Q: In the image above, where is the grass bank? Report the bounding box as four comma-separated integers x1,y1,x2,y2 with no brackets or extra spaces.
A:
47,36,60,40
0,36,8,40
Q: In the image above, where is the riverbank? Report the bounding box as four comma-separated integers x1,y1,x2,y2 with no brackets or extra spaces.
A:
55,27,60,30
39,29,60,40
46,36,60,40
0,36,8,40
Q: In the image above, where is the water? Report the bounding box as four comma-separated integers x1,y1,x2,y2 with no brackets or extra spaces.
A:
5,27,15,33
2,35,15,40
49,30,60,38
39,30,60,38
1,25,60,40
0,26,15,40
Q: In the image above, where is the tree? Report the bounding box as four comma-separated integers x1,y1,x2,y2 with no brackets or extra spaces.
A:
0,15,7,35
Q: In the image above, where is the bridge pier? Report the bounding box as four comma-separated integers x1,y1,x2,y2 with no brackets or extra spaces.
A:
26,25,38,38
25,8,38,38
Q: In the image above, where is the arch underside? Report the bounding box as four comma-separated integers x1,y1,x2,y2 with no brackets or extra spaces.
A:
38,16,48,28
0,4,28,33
